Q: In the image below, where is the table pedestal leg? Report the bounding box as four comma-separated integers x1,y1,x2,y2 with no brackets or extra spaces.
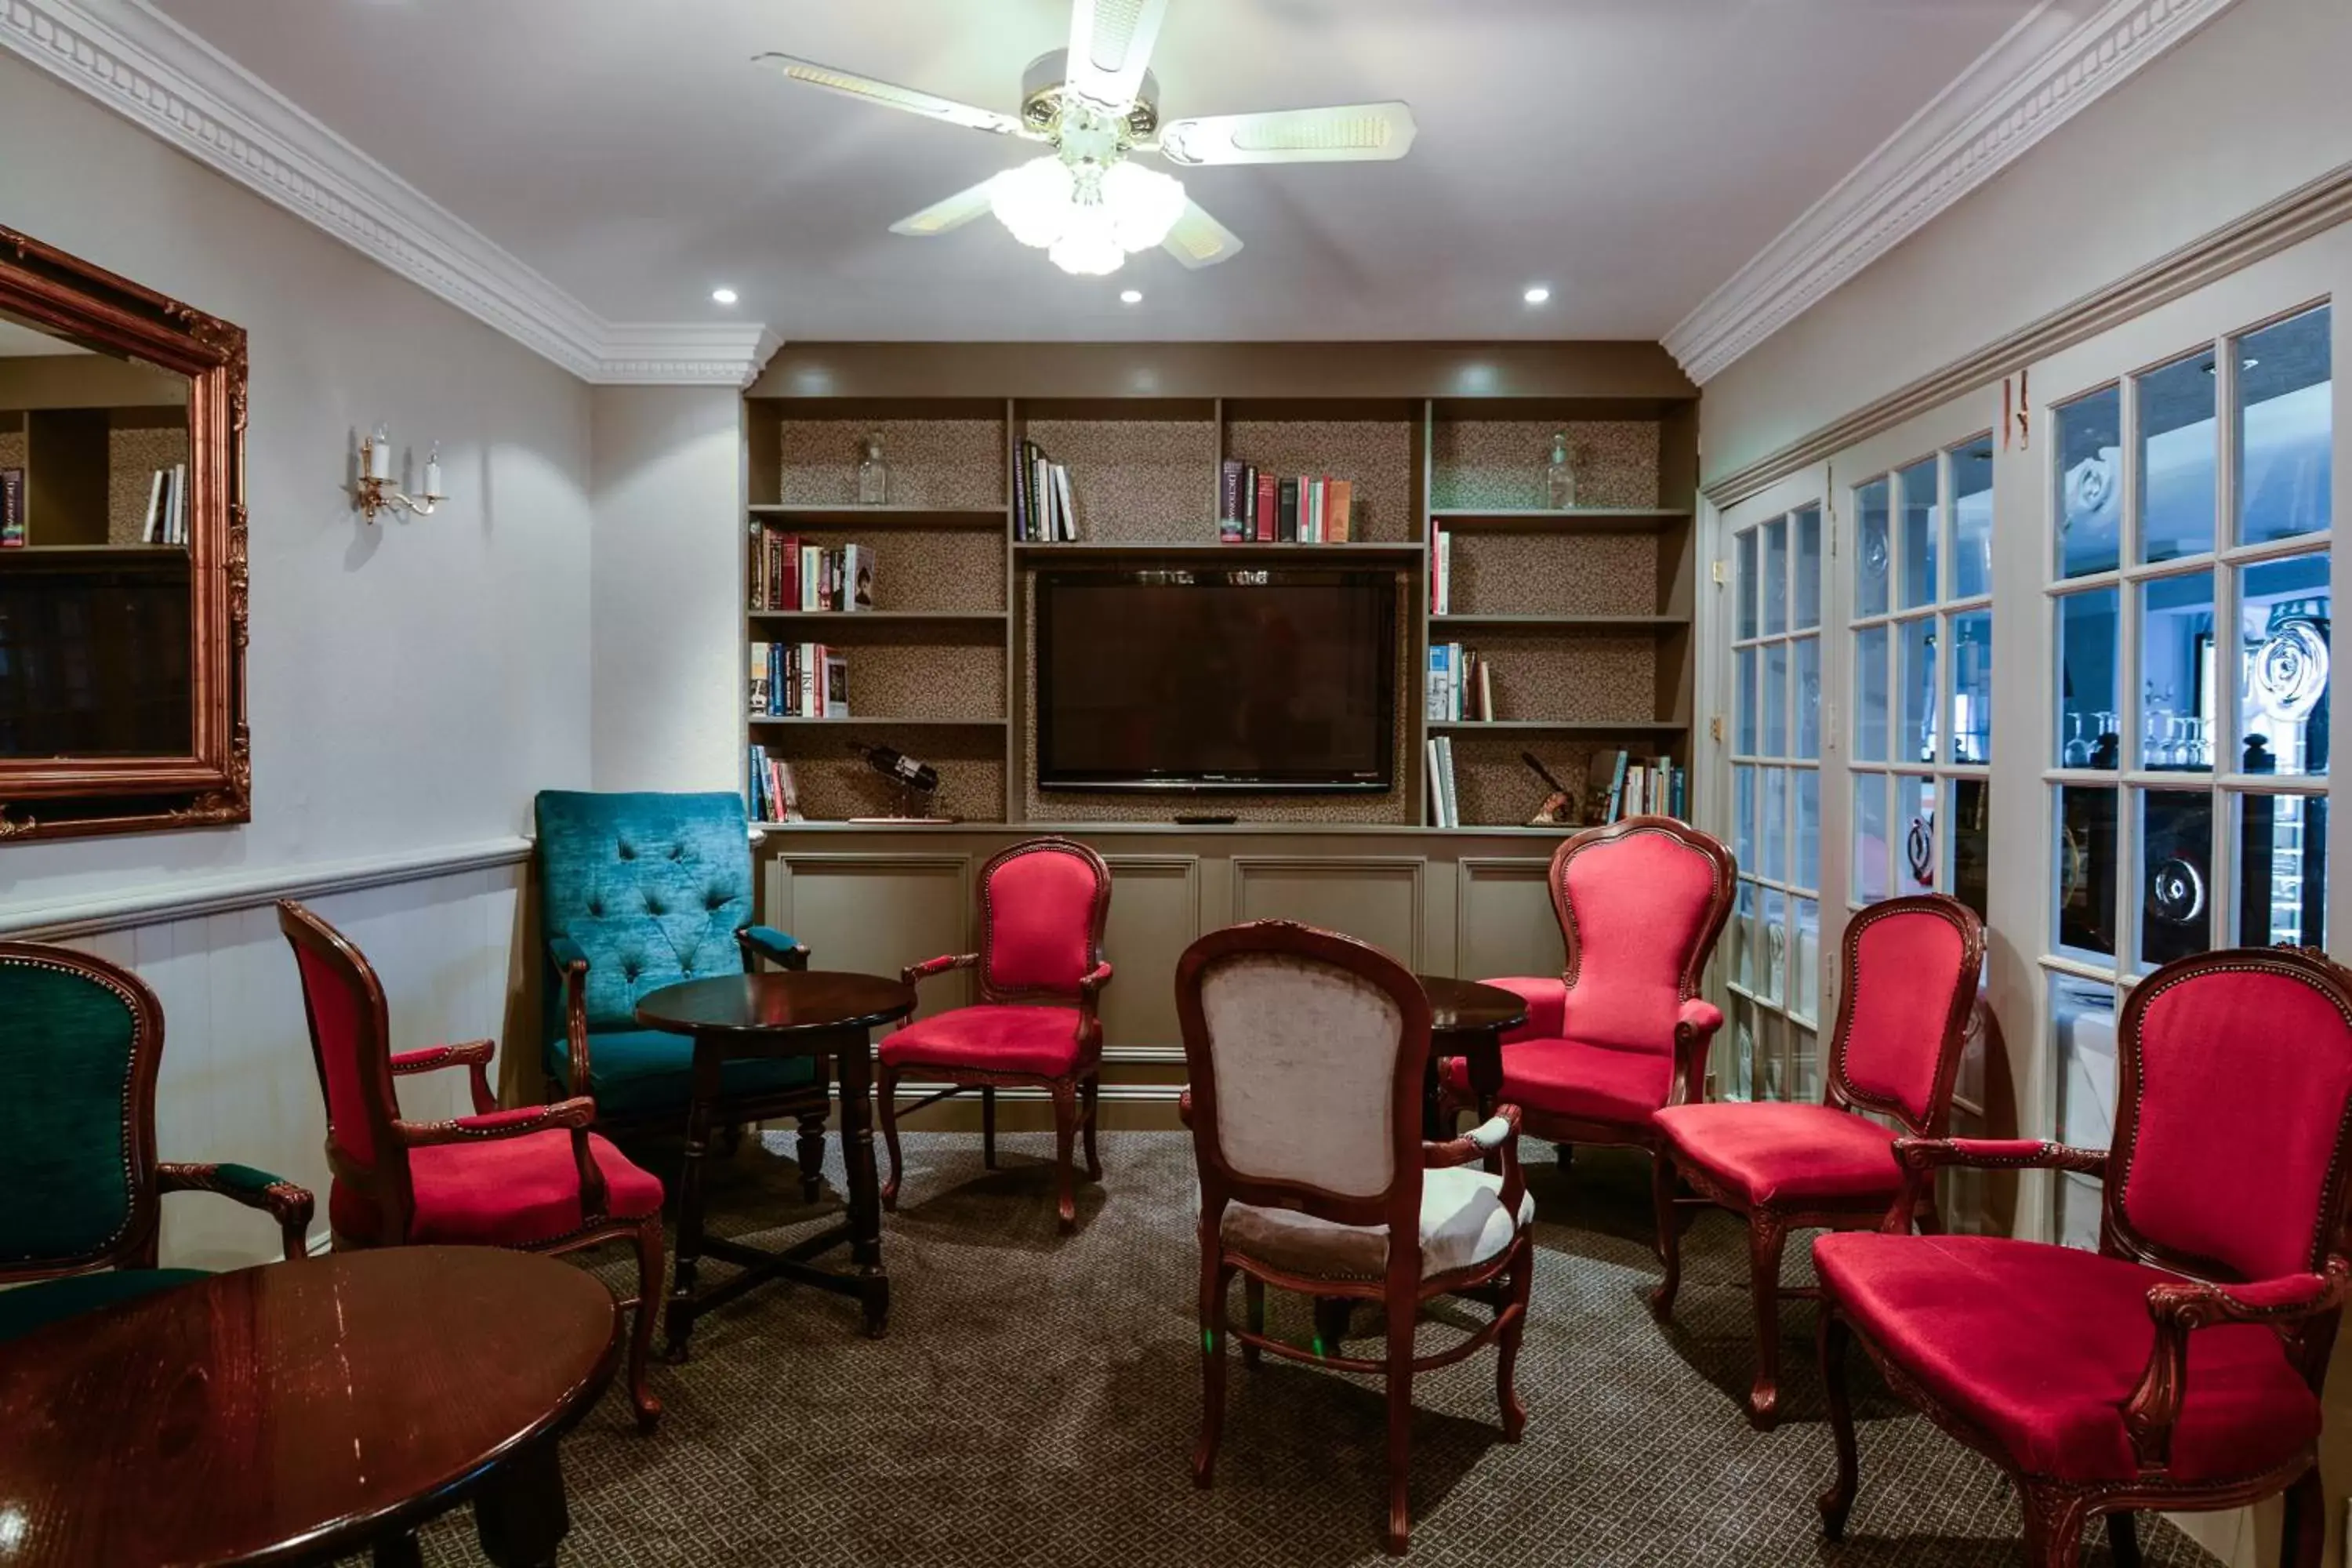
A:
372,1534,423,1568
830,1023,891,1338
1468,1033,1506,1174
664,1036,726,1361
474,1438,569,1568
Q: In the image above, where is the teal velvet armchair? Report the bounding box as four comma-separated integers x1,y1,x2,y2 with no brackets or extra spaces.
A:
0,942,314,1343
535,791,831,1192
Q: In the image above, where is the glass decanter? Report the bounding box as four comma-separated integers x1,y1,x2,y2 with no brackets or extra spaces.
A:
856,432,888,506
1544,430,1577,510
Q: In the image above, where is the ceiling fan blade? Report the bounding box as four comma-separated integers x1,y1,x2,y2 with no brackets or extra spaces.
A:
890,181,1000,238
1160,200,1242,270
1064,0,1171,109
754,53,1030,137
1156,101,1418,165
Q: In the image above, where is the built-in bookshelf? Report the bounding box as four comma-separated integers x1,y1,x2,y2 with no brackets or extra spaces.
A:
742,353,1696,832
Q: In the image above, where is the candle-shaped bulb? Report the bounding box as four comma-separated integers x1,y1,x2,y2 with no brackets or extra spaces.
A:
423,441,444,501
368,425,392,481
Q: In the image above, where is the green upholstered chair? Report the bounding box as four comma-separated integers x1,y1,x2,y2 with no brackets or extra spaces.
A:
0,942,313,1343
535,790,831,1192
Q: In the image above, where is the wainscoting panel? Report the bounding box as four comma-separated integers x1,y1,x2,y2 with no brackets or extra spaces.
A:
1229,855,1427,972
1096,855,1200,1062
1454,857,1565,982
767,853,974,1018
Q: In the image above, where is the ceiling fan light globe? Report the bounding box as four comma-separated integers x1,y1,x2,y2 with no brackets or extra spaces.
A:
1102,162,1187,251
1049,219,1126,276
990,156,1077,249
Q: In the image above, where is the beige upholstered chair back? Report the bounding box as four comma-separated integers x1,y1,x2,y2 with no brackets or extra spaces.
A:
1177,921,1431,1209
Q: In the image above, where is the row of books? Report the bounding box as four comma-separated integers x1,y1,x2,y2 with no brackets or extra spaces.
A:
746,745,806,823
749,641,851,718
1015,440,1077,542
1218,463,1353,543
752,528,874,612
1425,737,1465,827
0,468,20,547
1428,530,1455,614
142,463,190,545
1585,750,1688,824
1425,643,1494,722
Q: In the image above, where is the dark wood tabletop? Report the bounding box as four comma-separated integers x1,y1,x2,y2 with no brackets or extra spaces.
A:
634,970,916,1037
0,1246,619,1566
1419,975,1530,1036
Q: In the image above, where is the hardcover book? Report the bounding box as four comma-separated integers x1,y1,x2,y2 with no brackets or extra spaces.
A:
1254,471,1275,542
1276,477,1300,543
1328,479,1352,543
2,467,24,547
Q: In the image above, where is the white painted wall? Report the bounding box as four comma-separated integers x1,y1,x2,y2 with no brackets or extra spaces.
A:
588,384,745,793
1700,0,2352,484
0,56,593,1261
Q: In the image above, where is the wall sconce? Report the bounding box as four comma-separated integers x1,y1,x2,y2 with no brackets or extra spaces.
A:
354,426,445,523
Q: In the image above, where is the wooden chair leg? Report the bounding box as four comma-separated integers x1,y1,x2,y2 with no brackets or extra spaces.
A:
2107,1510,2143,1568
625,1214,665,1431
795,1106,827,1203
2283,1466,2326,1568
1383,1298,1416,1556
1497,1238,1532,1442
1816,1309,1859,1541
1051,1082,1079,1232
1080,1073,1103,1180
1745,1210,1788,1428
2019,1484,2091,1568
876,1062,904,1211
1241,1276,1265,1368
1192,1250,1232,1489
1646,1150,1682,1319
981,1085,997,1169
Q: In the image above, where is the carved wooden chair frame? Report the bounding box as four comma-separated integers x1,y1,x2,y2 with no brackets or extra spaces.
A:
1650,892,1985,1427
278,900,665,1428
1818,945,2352,1566
1178,919,1534,1555
877,836,1113,1231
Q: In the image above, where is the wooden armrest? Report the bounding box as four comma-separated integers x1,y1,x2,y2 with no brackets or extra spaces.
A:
398,1097,596,1147
1894,1137,2110,1176
158,1162,316,1261
2125,1257,2352,1467
1425,1107,1521,1168
1079,960,1113,993
1675,996,1725,1040
739,924,811,971
390,1040,498,1114
547,937,594,1098
1666,998,1725,1107
1177,1088,1193,1128
902,953,978,986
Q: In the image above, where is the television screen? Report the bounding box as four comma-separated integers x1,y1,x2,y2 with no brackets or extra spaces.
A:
1036,568,1396,792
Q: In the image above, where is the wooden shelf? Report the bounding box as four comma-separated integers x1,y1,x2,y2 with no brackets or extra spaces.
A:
1014,541,1423,561
750,505,1006,526
750,716,1010,728
1430,613,1687,630
1428,719,1686,735
1428,508,1688,533
748,610,1009,624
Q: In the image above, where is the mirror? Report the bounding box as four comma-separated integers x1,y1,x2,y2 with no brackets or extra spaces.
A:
0,226,249,840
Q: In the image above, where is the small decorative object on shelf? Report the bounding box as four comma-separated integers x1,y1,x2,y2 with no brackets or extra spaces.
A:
848,741,956,823
1544,430,1578,510
1520,752,1574,826
354,426,446,523
856,430,889,505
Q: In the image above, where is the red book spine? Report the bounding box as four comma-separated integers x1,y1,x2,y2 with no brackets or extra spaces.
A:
1254,474,1276,542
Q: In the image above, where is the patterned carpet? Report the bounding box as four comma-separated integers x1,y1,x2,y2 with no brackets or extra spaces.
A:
401,1131,2218,1567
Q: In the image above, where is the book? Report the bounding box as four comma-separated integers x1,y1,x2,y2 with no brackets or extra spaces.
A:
142,469,165,543
749,641,773,715
1426,643,1450,720
1218,459,1243,537
748,745,768,819
1254,471,1276,542
1476,656,1494,723
1427,740,1448,825
824,652,851,718
1434,530,1453,615
168,463,186,545
1328,479,1352,543
0,468,20,547
851,546,876,610
1435,736,1459,827
1276,477,1299,543
1051,463,1076,542
1605,750,1631,822
1014,440,1036,541
773,757,804,822
1302,477,1320,544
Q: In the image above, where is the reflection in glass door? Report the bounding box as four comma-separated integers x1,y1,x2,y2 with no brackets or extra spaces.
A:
1726,504,1824,1100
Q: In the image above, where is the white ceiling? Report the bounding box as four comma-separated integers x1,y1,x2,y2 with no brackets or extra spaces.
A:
146,0,2048,345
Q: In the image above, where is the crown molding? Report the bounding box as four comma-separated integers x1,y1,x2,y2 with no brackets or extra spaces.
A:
0,0,780,387
1664,0,2239,386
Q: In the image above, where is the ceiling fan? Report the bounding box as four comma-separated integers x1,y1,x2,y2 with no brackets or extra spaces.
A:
756,0,1417,278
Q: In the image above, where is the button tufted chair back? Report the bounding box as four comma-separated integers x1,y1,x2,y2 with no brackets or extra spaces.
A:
535,792,758,1032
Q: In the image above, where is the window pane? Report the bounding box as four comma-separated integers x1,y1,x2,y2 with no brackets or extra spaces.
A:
1897,457,1939,610
1726,993,1756,1102
1735,528,1758,641
1899,617,1936,766
2236,304,2332,546
2057,785,2121,960
1856,477,1890,617
1951,776,1990,919
1853,775,1889,903
2138,569,2217,771
1795,768,1820,891
2238,793,2328,949
1763,642,1788,757
1732,881,1757,993
2058,385,2124,578
2057,587,2121,769
1762,514,1788,637
1951,608,1992,764
1794,636,1821,760
2053,976,2118,1249
1951,436,1994,599
1761,767,1788,884
2140,789,2214,971
1856,624,1889,762
2136,348,2217,564
1897,775,1937,895
1793,506,1822,630
1733,764,1755,870
2239,552,2330,779
1761,885,1787,1005
1757,1009,1786,1102
1736,647,1758,755
1791,899,1821,1025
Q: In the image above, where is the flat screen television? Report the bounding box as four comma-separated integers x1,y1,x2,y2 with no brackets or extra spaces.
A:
1036,567,1396,792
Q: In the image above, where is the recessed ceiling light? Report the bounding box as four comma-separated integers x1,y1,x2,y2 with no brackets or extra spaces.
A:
1523,285,1552,306
1120,289,1144,305
710,287,739,306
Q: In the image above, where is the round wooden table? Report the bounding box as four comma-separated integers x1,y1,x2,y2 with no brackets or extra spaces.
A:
635,970,916,1349
1418,974,1530,1140
0,1247,618,1567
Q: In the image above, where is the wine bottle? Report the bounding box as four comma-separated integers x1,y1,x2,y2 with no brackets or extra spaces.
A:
846,742,938,794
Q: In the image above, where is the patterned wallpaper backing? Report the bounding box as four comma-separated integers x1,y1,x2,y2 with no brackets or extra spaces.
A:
779,419,1006,509
1431,420,1661,510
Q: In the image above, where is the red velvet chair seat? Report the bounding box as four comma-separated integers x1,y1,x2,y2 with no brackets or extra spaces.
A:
1653,1102,1904,1209
1440,1037,1670,1127
880,1004,1083,1077
330,1127,664,1248
1815,1231,2320,1485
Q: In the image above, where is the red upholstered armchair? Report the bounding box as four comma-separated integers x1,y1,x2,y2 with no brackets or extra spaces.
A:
278,900,668,1429
878,837,1112,1231
1650,893,1984,1427
1815,946,2352,1567
1439,815,1735,1190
